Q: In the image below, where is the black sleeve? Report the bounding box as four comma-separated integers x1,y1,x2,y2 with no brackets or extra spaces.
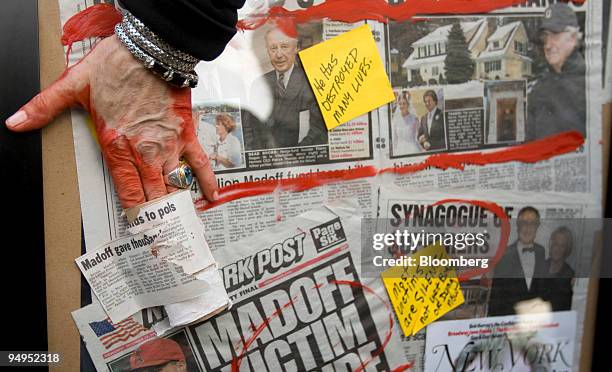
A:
119,0,245,61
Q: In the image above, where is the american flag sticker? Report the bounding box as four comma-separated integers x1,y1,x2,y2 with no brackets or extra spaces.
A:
89,317,148,349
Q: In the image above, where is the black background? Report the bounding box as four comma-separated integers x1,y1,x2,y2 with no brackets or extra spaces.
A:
0,1,610,371
0,0,47,363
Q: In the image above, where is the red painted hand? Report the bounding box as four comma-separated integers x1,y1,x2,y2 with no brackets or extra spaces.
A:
5,35,218,208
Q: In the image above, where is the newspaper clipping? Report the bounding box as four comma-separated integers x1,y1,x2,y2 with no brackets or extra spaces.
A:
424,311,577,371
376,185,598,370
75,191,228,323
380,1,603,196
74,203,409,371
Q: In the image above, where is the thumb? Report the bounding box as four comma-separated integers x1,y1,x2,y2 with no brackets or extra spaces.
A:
6,63,88,132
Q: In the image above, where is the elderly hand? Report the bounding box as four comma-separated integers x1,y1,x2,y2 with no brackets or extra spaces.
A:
5,35,218,208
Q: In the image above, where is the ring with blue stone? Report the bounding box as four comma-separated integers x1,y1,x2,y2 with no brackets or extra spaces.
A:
164,163,194,189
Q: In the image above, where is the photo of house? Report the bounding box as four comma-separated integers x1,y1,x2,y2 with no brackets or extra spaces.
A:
402,20,488,85
389,17,535,87
476,21,532,80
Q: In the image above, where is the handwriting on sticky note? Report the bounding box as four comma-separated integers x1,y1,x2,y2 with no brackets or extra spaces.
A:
381,244,464,336
299,24,394,130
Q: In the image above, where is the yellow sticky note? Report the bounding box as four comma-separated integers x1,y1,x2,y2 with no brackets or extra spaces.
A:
298,24,394,130
381,244,464,336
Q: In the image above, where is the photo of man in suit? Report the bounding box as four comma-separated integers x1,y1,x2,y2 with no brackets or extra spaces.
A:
248,26,327,149
488,206,548,316
417,90,446,151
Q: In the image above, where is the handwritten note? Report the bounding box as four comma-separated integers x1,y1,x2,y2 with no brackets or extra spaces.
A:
299,24,394,130
381,244,464,336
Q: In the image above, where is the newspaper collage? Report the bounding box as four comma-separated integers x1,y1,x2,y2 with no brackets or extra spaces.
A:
379,2,603,196
373,186,599,370
56,0,606,371
75,203,410,371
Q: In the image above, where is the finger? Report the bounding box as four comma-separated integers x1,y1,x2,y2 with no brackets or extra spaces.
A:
182,140,218,202
132,140,168,201
162,158,180,194
6,63,88,131
137,161,168,201
103,136,146,209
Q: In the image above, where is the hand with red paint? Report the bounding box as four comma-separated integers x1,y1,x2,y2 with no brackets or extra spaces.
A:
4,35,218,208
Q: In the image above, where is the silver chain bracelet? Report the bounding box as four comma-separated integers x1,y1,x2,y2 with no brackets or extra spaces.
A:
121,19,198,73
114,10,199,88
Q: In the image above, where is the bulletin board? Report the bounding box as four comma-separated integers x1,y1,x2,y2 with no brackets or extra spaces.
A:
38,0,610,371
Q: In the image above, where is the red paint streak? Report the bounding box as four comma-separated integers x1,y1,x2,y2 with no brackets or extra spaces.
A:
381,131,584,175
237,0,587,35
430,199,510,281
197,131,583,212
258,243,349,288
391,362,415,372
384,200,508,282
61,0,555,59
61,3,121,63
231,279,396,372
197,165,377,211
231,294,298,372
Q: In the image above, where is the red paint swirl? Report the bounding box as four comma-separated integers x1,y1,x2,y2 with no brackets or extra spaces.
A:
430,199,511,281
230,279,406,371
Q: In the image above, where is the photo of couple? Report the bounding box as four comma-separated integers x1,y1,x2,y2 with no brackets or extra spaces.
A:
390,88,447,157
489,206,576,317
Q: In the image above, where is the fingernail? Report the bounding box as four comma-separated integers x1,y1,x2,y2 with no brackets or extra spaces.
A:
213,191,219,201
6,111,27,127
